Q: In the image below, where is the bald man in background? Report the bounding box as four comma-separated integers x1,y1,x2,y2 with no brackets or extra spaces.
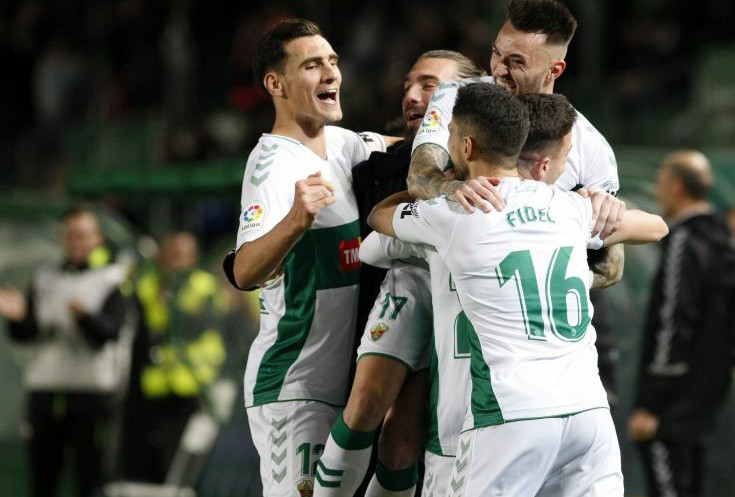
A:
628,150,735,497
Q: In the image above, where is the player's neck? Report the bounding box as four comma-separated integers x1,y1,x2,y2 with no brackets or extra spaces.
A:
272,117,328,159
469,161,518,180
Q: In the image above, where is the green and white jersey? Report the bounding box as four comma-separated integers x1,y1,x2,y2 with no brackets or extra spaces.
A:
360,233,470,457
425,258,469,456
392,178,609,430
238,126,386,408
412,77,620,195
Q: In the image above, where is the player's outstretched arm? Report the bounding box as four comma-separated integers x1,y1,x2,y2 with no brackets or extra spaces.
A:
367,190,415,238
359,231,423,269
581,189,627,239
407,144,504,213
381,135,404,148
233,172,335,289
358,232,391,269
602,209,669,246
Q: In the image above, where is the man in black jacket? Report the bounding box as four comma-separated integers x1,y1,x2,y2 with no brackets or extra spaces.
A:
628,150,735,497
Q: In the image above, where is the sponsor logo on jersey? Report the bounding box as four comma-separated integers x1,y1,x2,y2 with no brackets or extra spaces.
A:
420,108,440,134
400,203,414,219
240,201,265,233
599,181,619,195
339,237,361,272
296,478,314,497
370,322,389,341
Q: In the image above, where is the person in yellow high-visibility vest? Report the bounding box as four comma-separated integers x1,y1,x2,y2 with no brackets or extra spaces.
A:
119,232,229,483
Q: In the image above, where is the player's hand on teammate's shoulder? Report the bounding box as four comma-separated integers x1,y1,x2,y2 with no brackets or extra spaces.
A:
578,188,626,239
446,176,504,213
290,171,336,230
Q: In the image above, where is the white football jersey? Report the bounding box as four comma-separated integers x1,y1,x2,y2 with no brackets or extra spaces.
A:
361,234,473,457
391,178,609,430
238,126,385,407
412,77,619,194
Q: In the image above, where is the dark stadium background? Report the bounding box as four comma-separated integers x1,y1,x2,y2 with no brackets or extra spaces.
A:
0,1,734,496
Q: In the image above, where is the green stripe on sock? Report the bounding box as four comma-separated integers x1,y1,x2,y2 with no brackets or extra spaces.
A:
331,412,375,450
375,461,418,491
317,460,344,477
315,465,342,488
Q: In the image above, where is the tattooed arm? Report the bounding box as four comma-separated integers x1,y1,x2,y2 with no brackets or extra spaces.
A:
407,144,505,212
406,143,451,199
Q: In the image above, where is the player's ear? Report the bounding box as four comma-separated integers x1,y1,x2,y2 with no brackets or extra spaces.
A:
264,72,283,97
669,176,686,198
531,157,550,181
464,136,476,161
547,59,566,82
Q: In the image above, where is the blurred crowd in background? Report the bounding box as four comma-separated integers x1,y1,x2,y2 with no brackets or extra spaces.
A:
1,0,735,198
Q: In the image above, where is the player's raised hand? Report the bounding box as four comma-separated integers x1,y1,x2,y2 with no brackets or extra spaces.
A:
582,189,626,239
291,171,336,230
446,176,505,213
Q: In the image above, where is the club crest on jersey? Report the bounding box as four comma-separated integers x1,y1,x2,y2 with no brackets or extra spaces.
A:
370,322,389,341
420,108,440,134
240,201,265,233
296,478,314,497
339,237,361,272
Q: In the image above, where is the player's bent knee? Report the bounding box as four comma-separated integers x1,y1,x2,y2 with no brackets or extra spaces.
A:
343,385,393,431
343,356,409,431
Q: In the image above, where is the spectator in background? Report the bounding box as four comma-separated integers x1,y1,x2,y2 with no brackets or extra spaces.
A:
628,150,735,497
727,205,735,244
119,231,229,483
0,207,132,497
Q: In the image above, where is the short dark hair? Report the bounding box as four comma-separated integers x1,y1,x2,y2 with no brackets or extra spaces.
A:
416,50,486,79
517,93,577,155
507,0,577,46
253,18,322,90
453,83,529,167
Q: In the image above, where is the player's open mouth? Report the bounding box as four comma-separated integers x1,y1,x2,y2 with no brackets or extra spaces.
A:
498,79,517,92
405,108,425,123
317,89,338,104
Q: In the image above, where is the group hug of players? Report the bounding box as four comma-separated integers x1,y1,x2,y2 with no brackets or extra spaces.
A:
223,1,670,496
